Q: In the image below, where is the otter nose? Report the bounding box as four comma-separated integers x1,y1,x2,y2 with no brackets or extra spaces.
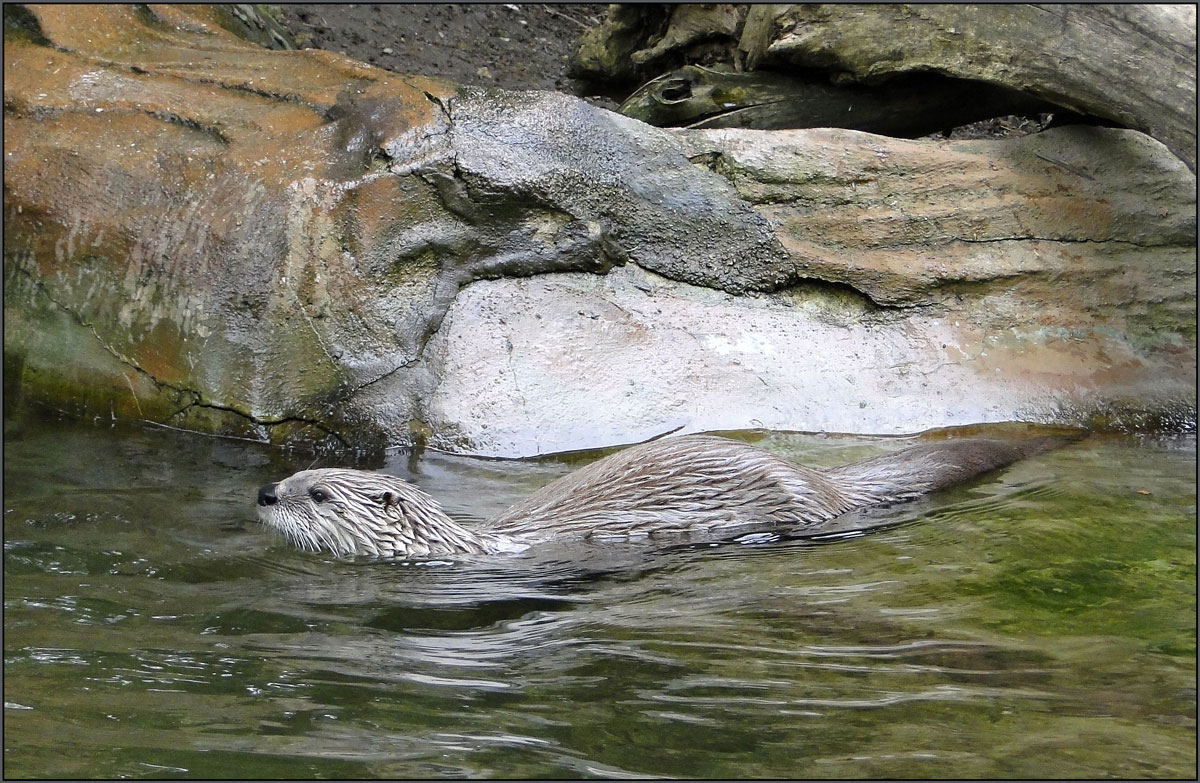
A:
257,483,278,507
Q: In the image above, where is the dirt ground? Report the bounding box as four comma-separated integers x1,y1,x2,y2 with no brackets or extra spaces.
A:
271,3,1053,138
275,3,615,103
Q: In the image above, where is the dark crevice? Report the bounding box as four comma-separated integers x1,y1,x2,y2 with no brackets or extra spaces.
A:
176,75,334,115
142,109,230,144
3,5,52,46
105,61,345,117
781,276,912,312
345,270,470,398
421,89,452,122
953,235,1168,249
171,398,352,448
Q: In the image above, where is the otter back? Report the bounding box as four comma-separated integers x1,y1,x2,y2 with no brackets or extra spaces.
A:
488,434,1073,543
822,436,1069,506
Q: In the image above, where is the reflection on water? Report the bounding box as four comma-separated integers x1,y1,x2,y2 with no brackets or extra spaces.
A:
3,414,1196,779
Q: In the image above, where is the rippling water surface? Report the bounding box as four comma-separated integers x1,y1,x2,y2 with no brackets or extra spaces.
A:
3,415,1195,779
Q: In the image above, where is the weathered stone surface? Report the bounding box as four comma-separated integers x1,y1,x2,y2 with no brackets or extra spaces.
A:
683,125,1196,307
572,4,721,86
206,5,297,51
575,4,1197,173
4,4,1195,457
409,124,1196,455
4,4,453,448
2,4,778,451
767,4,1197,172
572,4,743,86
414,262,1193,457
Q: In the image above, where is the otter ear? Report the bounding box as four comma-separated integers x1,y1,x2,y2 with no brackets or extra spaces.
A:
371,491,398,507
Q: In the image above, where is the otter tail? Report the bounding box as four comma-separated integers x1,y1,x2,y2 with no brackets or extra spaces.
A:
822,435,1076,506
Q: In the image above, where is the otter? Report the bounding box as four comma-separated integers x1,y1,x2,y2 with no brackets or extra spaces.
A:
255,433,1069,559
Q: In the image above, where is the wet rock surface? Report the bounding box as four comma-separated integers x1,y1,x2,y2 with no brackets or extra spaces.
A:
3,4,1195,456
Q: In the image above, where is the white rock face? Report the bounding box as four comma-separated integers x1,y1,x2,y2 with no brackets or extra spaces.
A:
420,264,1135,457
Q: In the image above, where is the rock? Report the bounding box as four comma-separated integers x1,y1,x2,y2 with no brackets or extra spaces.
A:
571,5,676,85
3,4,454,449
767,4,1197,173
412,125,1196,455
208,4,297,51
682,125,1195,307
2,4,778,451
3,4,1195,456
575,4,1197,173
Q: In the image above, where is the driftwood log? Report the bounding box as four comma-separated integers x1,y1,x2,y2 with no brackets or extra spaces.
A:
619,65,1063,137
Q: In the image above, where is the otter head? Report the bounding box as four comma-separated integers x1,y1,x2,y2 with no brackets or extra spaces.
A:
256,468,486,558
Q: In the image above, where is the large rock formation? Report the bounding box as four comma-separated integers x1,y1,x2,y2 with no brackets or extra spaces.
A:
4,5,1195,457
414,125,1196,455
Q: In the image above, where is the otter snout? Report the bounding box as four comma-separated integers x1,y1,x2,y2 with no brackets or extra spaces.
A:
257,483,279,507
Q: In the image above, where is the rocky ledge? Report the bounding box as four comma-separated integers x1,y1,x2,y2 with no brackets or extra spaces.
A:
3,5,1195,456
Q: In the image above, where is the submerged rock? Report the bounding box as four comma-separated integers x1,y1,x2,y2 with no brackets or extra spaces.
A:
3,5,1195,456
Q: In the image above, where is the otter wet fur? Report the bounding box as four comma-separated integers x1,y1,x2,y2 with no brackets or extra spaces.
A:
256,434,1072,559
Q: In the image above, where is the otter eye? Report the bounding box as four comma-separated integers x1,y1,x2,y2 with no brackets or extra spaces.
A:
309,488,330,503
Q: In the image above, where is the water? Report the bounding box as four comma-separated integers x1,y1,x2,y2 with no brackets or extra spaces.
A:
3,415,1195,779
